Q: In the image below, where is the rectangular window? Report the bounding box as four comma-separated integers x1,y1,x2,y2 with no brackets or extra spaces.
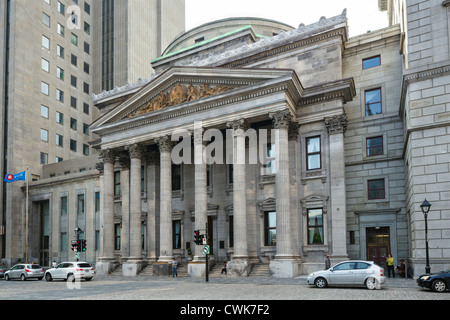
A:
77,194,85,215
95,192,100,212
70,139,77,152
42,35,50,49
56,89,64,102
41,82,49,95
306,136,321,170
57,45,64,58
366,136,383,157
263,143,277,175
60,233,67,252
60,196,68,216
368,179,385,200
264,211,276,246
57,23,65,37
71,33,78,46
363,55,381,69
114,171,121,196
41,58,49,72
42,12,50,27
173,220,181,249
56,134,63,147
172,165,182,191
40,152,48,165
114,224,121,250
40,129,49,142
307,208,324,245
56,111,64,125
41,105,49,119
57,67,64,80
365,88,382,116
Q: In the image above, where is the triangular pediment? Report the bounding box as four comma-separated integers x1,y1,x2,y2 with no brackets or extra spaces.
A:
91,66,301,130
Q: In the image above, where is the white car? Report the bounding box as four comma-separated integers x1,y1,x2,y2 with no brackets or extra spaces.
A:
44,261,95,282
307,260,386,290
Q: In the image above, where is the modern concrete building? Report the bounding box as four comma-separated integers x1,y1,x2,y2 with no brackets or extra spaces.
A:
0,0,185,262
5,0,450,279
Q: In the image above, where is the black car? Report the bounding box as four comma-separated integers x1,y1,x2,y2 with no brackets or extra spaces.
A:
417,269,450,293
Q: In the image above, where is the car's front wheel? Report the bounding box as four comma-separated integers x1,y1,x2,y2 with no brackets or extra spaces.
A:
45,273,53,282
5,274,10,281
431,279,447,293
314,277,328,289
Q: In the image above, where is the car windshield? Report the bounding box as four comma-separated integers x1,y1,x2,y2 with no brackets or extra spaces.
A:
78,263,91,268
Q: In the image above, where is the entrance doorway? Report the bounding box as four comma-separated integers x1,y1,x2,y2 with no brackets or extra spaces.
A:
366,227,390,269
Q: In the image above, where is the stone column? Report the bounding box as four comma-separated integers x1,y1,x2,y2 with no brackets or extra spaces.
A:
325,115,349,260
145,151,159,263
226,119,250,276
126,144,144,270
189,130,209,277
157,136,173,263
269,110,298,278
97,149,116,275
118,156,130,262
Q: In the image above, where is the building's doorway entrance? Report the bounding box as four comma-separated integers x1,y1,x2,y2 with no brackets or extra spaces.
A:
366,227,390,269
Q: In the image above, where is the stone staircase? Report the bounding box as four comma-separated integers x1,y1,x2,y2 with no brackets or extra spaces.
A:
138,263,189,277
249,263,270,278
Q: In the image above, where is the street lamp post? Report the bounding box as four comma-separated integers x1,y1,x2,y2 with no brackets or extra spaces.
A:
420,199,431,274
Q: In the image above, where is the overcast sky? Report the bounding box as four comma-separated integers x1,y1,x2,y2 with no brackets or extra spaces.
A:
185,0,389,37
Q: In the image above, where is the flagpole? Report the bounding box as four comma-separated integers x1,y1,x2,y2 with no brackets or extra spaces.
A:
25,166,29,263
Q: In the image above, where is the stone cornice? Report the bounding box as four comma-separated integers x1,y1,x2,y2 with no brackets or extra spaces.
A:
399,60,450,117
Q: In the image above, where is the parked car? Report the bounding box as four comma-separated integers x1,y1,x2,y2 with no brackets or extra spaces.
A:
4,264,44,281
0,267,5,279
307,260,386,290
417,269,450,293
44,261,95,282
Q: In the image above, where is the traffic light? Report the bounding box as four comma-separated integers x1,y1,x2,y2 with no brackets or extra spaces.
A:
194,230,201,245
71,242,78,252
81,240,87,252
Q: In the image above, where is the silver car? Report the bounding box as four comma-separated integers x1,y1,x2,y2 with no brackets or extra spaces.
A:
4,264,44,281
307,260,386,290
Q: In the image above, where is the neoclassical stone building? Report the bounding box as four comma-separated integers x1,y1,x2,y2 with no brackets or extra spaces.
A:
21,1,450,278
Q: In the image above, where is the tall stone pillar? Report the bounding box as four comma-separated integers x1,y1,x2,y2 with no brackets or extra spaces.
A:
123,144,144,276
118,156,130,262
269,110,299,278
157,136,173,263
325,115,349,260
226,119,250,276
145,151,159,263
97,149,116,275
189,130,208,277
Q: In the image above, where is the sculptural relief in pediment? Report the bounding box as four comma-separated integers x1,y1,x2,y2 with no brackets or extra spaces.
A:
126,83,232,119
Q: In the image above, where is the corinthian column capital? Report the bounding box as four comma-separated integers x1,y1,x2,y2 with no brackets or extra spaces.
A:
100,149,116,164
157,135,172,152
269,110,294,129
325,114,348,135
226,119,249,132
126,143,144,159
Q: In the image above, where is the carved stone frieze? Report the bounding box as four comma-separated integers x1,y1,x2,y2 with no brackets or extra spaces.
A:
127,83,232,119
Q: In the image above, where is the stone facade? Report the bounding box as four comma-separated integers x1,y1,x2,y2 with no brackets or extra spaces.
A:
12,1,450,279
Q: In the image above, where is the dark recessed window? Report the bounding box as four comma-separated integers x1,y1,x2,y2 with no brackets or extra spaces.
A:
307,208,324,245
363,55,381,69
365,88,382,116
366,136,383,157
368,179,385,200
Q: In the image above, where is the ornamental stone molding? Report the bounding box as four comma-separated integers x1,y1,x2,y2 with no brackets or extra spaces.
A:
157,136,173,152
100,149,116,164
269,110,294,129
226,119,250,132
126,143,145,159
325,114,348,135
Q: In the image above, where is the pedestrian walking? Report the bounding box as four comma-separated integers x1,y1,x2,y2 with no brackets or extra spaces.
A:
172,258,178,278
325,255,331,270
386,254,395,278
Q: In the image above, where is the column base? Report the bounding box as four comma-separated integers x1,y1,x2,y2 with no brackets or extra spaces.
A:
95,259,115,276
188,261,206,278
153,261,170,276
270,259,299,278
122,261,144,277
228,258,251,277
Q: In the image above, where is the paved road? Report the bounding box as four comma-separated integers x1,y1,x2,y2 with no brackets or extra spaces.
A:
0,275,448,301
